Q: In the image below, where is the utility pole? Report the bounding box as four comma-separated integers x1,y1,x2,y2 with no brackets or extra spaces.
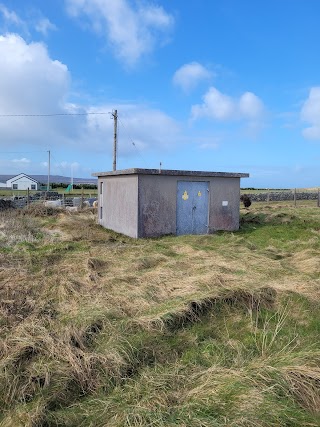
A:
112,109,118,171
47,150,51,191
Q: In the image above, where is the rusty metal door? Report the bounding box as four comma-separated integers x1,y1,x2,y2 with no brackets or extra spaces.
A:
176,181,209,235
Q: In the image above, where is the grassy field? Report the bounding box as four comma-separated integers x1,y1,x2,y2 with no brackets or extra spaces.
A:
0,204,319,426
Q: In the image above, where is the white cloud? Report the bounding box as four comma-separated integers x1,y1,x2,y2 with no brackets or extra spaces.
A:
301,87,320,140
0,33,181,174
35,18,57,36
0,4,57,38
173,62,212,92
0,34,69,112
65,0,174,67
0,3,28,35
238,92,264,119
12,157,30,163
191,87,235,120
199,142,219,150
191,86,265,123
82,104,181,154
0,34,74,147
0,4,23,26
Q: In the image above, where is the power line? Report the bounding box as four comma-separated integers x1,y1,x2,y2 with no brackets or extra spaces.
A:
118,115,148,166
0,150,48,153
0,112,109,117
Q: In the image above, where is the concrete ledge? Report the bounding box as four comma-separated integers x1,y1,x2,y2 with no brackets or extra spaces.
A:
92,168,249,178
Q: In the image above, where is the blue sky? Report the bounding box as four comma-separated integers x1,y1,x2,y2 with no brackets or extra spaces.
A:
0,0,319,188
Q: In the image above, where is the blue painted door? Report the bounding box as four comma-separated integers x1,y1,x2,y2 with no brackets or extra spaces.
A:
176,181,209,235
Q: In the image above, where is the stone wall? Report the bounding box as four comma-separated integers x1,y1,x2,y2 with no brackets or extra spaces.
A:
246,191,319,202
0,199,14,210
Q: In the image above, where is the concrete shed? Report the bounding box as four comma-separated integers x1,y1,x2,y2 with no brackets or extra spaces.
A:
92,168,249,238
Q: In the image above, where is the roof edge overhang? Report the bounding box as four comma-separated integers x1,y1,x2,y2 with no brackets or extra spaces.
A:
92,168,249,179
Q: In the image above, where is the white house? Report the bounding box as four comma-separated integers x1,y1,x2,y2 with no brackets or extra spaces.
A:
6,174,40,191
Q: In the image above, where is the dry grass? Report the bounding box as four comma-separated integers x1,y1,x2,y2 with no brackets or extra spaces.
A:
289,249,320,274
0,204,319,426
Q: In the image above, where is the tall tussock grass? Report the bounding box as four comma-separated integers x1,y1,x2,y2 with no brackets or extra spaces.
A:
0,210,42,247
0,205,319,426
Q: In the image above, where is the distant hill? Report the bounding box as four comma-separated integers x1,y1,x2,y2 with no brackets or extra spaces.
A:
0,174,97,185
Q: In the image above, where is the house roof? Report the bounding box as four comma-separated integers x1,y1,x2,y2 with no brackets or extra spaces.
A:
8,173,39,184
92,168,249,178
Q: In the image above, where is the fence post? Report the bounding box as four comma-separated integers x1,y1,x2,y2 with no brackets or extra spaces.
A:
81,187,84,209
27,188,30,208
294,188,297,207
318,188,320,208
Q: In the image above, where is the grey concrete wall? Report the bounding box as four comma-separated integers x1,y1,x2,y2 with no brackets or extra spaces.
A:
208,177,240,232
138,175,177,237
99,175,138,238
138,175,241,237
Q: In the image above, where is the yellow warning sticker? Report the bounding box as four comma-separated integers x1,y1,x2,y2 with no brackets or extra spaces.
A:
198,191,202,197
182,190,189,200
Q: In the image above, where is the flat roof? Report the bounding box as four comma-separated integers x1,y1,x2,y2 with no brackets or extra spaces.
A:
92,168,249,178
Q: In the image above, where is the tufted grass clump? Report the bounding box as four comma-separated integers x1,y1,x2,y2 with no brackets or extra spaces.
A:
0,210,43,248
